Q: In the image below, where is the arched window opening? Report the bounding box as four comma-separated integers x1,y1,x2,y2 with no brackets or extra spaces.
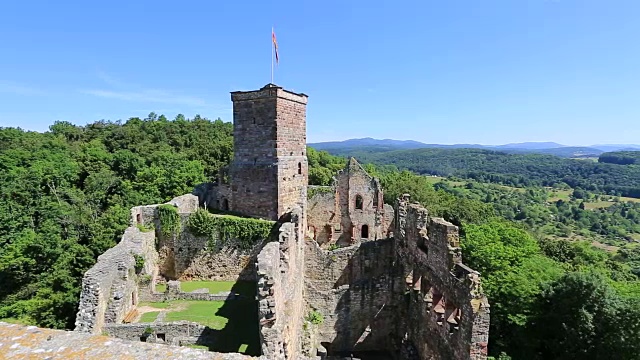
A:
355,195,363,210
298,162,302,175
222,198,229,211
136,213,142,224
361,224,369,239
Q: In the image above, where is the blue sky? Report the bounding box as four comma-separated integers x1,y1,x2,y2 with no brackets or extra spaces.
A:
1,0,639,145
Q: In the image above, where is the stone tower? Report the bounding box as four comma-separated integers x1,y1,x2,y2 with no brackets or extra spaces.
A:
229,84,308,220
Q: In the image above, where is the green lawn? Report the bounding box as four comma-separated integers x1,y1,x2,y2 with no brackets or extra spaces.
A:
156,280,255,296
164,300,228,329
139,301,172,309
180,281,235,294
136,298,259,355
139,311,160,322
187,344,210,350
138,280,260,355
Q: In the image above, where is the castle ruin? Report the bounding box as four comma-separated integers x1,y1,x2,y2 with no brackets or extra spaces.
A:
73,84,490,359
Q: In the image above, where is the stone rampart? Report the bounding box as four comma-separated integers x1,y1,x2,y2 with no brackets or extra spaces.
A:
256,207,306,359
74,226,156,334
394,195,490,360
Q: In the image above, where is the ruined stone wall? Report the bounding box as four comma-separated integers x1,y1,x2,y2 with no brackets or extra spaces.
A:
307,158,393,248
229,84,308,221
75,226,156,334
303,195,489,359
103,321,215,347
394,195,490,360
343,159,387,241
156,214,264,282
256,207,307,359
193,182,232,212
307,186,337,244
304,239,399,354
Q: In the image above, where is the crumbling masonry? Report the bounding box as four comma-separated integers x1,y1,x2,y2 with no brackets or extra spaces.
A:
73,84,489,360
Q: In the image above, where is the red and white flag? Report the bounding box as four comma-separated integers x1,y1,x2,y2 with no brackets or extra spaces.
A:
272,28,279,65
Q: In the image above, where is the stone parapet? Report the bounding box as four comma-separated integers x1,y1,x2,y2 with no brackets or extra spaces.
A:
1,322,268,359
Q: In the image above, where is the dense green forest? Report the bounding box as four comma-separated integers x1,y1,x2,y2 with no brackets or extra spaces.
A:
599,151,640,165
0,114,232,328
2,117,640,359
322,147,640,198
309,147,640,359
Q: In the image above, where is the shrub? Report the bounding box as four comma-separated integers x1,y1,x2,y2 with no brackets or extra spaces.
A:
157,204,180,236
187,209,274,250
306,310,323,325
133,254,145,273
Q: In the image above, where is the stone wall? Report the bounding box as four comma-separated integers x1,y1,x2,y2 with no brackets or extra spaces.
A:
103,321,215,347
307,186,336,244
304,239,399,354
141,280,242,302
2,321,272,359
156,214,265,282
256,207,307,359
394,195,490,360
75,226,156,334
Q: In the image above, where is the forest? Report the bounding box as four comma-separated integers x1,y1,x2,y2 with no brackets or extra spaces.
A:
599,151,640,165
310,147,640,359
322,147,640,198
1,116,640,359
0,114,232,328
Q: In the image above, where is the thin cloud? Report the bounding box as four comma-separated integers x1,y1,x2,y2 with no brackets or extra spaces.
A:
0,81,48,96
82,71,214,108
82,88,209,107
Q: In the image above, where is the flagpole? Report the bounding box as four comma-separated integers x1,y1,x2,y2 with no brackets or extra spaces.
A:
271,27,274,84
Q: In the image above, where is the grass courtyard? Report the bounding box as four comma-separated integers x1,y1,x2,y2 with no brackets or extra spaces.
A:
154,280,255,296
139,280,259,355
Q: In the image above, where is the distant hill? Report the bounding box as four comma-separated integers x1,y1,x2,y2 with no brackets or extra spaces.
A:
500,147,603,158
495,142,566,150
591,144,640,152
308,137,429,150
309,138,604,158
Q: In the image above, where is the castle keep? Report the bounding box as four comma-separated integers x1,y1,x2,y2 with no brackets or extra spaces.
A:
72,84,490,360
210,84,309,220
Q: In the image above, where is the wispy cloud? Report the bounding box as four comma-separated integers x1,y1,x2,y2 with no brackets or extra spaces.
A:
0,81,48,96
82,71,216,108
83,89,209,107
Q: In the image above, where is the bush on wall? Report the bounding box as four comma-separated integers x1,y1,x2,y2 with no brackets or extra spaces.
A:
187,209,275,249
